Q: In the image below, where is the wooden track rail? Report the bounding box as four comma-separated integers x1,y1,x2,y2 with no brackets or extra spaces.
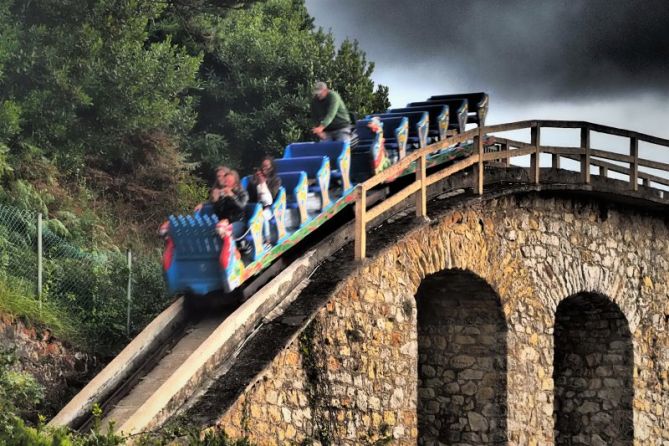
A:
354,120,669,259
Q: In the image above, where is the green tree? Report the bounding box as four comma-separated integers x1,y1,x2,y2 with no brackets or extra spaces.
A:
0,0,201,171
162,0,389,172
327,39,391,120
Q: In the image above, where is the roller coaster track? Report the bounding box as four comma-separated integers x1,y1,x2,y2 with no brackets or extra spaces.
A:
49,120,669,436
48,183,387,435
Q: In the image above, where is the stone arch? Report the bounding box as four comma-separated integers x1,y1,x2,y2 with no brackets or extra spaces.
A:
415,268,508,445
214,193,668,445
553,292,634,445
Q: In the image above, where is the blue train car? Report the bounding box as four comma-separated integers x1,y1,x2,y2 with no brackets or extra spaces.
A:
161,93,488,297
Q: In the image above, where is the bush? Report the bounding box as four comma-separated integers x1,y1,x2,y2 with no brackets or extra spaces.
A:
0,409,124,446
0,360,248,446
0,197,173,356
134,427,255,446
0,276,77,342
0,349,44,420
42,250,168,355
0,352,123,445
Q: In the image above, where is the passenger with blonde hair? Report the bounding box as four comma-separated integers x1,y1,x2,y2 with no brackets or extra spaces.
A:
195,165,231,212
213,170,249,237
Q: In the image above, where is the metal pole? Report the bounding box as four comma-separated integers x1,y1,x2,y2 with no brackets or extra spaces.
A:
37,213,43,312
126,249,132,336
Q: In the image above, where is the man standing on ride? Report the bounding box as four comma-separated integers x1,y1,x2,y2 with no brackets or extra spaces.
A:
310,81,352,143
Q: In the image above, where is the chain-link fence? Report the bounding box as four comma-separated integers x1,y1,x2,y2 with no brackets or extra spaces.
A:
0,202,167,353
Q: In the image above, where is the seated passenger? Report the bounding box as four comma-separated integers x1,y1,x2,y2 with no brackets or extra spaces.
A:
249,156,282,204
195,165,230,212
213,170,249,238
249,156,281,244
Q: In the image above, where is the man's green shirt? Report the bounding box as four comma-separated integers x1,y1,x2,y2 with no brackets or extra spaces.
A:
311,90,351,131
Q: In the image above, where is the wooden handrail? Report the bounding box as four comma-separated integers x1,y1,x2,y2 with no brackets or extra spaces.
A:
353,120,669,260
476,128,484,194
484,120,537,133
539,146,586,156
360,128,480,191
560,154,669,187
536,120,669,147
531,124,540,184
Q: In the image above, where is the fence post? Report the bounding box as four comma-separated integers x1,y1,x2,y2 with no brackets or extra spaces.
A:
354,185,366,260
581,126,591,184
530,123,541,184
37,213,43,312
416,154,427,217
475,128,484,194
630,136,639,191
126,250,133,337
501,142,510,167
552,147,561,170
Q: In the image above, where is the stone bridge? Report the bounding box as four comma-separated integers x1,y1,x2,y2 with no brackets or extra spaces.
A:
51,121,669,445
179,167,669,445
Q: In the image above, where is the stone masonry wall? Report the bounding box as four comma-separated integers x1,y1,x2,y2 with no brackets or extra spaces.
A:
0,314,97,418
417,270,507,445
214,193,669,445
554,292,633,445
219,271,418,445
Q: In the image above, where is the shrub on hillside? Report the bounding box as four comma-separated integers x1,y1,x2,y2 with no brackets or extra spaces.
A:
43,252,168,355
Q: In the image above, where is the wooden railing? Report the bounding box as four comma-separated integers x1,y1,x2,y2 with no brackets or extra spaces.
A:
354,120,669,260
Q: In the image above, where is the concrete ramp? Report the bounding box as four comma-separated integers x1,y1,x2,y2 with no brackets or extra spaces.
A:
100,316,223,431
49,224,355,436
49,296,188,430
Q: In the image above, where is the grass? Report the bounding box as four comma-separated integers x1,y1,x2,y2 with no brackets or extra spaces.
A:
0,274,79,344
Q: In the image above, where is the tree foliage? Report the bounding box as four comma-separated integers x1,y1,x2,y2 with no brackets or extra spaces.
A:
163,0,390,171
0,0,389,178
0,0,201,170
0,0,391,433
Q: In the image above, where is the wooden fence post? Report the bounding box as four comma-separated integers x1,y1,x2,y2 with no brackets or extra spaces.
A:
501,142,510,167
475,129,484,194
630,136,638,191
416,154,427,217
354,185,367,260
552,151,560,170
581,126,591,184
530,124,541,184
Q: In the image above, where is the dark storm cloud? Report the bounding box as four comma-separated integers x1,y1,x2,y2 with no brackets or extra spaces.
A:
305,0,669,101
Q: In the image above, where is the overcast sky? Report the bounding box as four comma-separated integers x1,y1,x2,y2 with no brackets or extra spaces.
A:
305,0,669,142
